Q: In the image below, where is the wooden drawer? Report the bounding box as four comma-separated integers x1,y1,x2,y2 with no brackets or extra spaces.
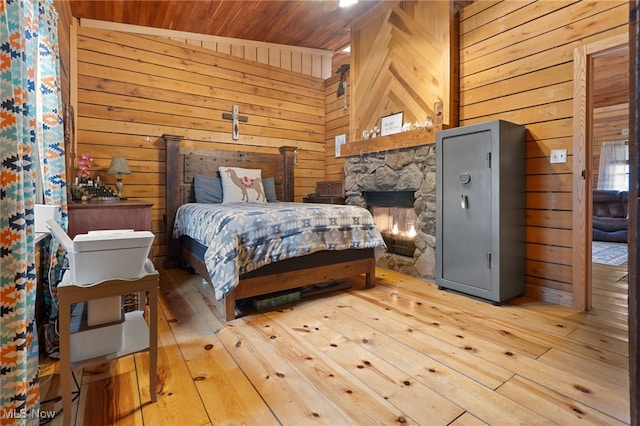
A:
68,201,153,238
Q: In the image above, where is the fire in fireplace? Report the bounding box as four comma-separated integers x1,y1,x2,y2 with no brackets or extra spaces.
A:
364,191,417,257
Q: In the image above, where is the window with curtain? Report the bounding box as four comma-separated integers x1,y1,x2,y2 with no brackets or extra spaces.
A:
597,140,629,191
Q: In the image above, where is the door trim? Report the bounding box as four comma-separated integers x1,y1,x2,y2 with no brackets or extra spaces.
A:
572,33,628,310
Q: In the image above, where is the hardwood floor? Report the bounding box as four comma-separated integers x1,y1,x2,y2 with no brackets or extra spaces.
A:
40,264,630,425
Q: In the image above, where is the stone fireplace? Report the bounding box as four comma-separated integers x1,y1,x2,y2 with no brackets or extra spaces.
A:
345,144,436,278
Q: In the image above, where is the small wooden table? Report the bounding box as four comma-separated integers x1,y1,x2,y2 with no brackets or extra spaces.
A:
57,272,159,426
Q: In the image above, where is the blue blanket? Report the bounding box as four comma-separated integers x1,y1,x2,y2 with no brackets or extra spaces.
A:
173,202,386,300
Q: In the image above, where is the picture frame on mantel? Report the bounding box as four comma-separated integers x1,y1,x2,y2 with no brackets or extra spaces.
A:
380,112,403,136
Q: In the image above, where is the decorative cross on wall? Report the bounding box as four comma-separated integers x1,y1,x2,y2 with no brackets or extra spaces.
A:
222,104,248,140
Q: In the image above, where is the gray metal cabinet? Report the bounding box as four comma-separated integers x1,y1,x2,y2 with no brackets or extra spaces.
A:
435,120,525,303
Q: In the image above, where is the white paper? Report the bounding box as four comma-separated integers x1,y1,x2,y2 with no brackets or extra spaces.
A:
335,134,347,157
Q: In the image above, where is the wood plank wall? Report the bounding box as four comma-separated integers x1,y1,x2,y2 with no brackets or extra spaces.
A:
73,25,326,261
458,0,629,306
350,1,455,143
324,71,350,182
80,19,334,80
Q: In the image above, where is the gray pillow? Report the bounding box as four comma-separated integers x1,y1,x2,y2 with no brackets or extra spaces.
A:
263,177,278,202
194,174,223,203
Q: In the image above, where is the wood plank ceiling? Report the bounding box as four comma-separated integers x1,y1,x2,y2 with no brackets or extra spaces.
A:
68,1,475,52
592,47,629,109
68,0,383,53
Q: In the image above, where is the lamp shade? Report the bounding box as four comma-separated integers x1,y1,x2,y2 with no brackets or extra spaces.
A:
107,157,131,175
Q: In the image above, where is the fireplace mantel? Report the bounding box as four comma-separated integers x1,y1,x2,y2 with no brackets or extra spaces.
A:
341,126,441,157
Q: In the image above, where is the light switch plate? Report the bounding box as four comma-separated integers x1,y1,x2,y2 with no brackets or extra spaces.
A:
550,149,567,164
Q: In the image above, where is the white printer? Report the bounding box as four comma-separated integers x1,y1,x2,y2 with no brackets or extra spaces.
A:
46,219,154,285
47,219,155,360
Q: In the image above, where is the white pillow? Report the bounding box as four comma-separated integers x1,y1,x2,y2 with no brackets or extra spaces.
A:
219,166,267,203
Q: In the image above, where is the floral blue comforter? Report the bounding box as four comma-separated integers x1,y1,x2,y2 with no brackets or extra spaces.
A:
173,202,386,300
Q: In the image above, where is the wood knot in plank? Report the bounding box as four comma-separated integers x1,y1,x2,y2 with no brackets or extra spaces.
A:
570,405,586,415
573,384,591,394
204,344,214,350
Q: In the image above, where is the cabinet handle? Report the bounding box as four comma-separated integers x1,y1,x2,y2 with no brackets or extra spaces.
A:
460,195,468,209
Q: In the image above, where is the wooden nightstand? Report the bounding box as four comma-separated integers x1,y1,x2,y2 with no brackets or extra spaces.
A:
68,200,153,238
302,196,346,204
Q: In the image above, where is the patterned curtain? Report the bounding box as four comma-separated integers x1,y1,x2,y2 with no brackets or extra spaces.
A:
1,0,66,423
35,0,67,357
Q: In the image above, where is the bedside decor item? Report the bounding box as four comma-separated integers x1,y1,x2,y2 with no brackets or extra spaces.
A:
108,156,131,199
380,112,403,136
77,152,93,178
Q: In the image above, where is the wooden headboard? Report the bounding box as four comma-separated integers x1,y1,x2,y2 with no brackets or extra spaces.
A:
163,134,296,267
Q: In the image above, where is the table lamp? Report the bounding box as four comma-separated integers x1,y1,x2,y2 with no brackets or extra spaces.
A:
107,157,131,199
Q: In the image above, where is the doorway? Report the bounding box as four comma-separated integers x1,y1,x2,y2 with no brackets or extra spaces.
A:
573,34,629,310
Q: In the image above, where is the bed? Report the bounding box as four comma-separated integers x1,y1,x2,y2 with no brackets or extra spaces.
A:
163,134,386,320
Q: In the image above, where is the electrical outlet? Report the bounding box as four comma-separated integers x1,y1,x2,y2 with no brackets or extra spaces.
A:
550,149,567,164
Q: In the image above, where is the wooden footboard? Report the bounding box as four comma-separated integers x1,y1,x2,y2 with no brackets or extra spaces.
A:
183,245,376,321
